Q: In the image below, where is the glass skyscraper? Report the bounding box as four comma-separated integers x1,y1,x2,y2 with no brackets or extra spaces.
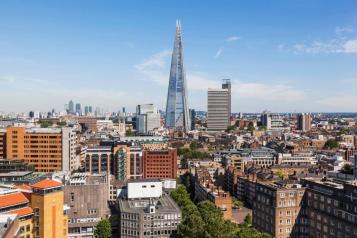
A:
165,20,190,132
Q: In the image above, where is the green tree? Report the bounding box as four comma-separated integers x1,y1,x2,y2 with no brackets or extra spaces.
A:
226,125,237,132
40,121,52,128
94,218,111,238
247,122,255,132
243,213,252,226
275,170,287,180
341,163,353,175
324,139,339,149
232,198,244,209
125,129,134,136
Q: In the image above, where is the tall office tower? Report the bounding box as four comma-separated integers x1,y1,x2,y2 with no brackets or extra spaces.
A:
136,104,160,134
122,107,126,114
84,106,89,115
165,20,190,132
3,127,77,172
88,106,93,114
31,179,68,238
75,103,81,115
207,80,231,131
297,113,312,132
261,110,272,129
68,100,74,114
189,109,196,130
222,79,232,124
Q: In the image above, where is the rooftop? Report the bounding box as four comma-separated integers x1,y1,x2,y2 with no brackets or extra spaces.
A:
4,207,33,218
0,192,28,208
119,193,180,214
32,179,62,190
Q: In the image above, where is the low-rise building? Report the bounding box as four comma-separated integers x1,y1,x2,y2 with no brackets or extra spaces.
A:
194,167,232,219
63,173,110,237
118,179,181,238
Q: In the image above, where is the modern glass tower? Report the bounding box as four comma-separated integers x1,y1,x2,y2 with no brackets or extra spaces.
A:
165,20,190,132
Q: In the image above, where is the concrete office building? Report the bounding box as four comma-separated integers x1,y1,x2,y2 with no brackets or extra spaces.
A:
136,104,160,135
261,111,272,130
207,79,231,131
64,173,110,237
297,113,312,132
118,179,181,238
0,127,77,172
75,103,82,115
68,100,74,114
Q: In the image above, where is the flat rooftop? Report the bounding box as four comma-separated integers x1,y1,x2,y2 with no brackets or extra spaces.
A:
0,171,33,177
119,193,180,214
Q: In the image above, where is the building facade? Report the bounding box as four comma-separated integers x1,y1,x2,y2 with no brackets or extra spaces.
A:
1,127,77,172
297,113,312,132
64,173,110,237
207,80,231,131
118,180,181,238
142,148,177,179
253,181,305,238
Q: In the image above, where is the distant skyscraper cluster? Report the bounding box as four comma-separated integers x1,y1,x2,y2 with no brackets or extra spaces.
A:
66,100,93,116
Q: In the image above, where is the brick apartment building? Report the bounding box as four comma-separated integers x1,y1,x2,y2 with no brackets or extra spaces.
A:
253,181,305,238
142,148,177,179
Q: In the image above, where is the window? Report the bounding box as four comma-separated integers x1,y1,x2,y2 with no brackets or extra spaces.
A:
26,224,30,232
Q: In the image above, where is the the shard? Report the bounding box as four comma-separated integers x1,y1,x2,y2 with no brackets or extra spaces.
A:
165,20,190,132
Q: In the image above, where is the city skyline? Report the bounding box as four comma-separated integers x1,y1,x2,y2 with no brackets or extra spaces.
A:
0,1,357,113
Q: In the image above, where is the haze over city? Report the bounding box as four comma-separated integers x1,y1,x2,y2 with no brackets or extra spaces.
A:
1,0,357,113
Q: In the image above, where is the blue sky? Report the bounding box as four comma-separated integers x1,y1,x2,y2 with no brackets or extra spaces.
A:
0,0,357,113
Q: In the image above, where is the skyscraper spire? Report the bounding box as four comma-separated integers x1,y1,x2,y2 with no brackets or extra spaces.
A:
165,20,190,132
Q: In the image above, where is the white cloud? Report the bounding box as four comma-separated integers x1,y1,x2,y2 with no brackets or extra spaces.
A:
292,38,357,54
135,50,172,85
225,36,240,42
317,95,357,111
343,39,357,53
335,26,355,34
215,48,223,58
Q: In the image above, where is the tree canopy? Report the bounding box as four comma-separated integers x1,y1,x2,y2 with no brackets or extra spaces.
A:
94,218,112,238
324,139,339,149
170,185,272,238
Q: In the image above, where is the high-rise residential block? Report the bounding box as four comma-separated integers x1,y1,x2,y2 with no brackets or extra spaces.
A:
1,127,77,172
165,20,190,132
207,79,231,131
297,113,312,132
